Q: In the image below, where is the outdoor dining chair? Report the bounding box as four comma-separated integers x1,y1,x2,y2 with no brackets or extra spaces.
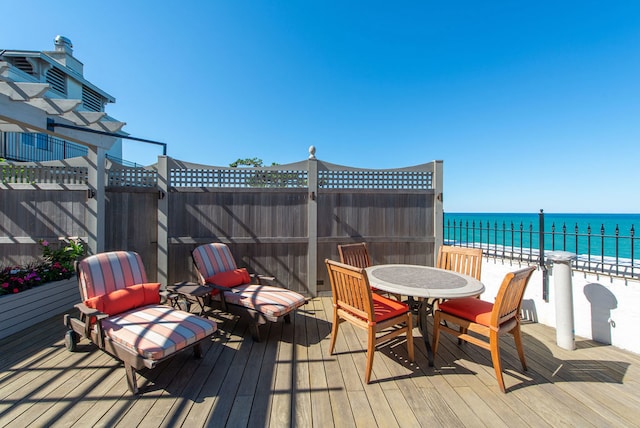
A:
437,245,483,282
63,251,218,394
338,242,401,301
192,243,307,341
432,265,536,392
325,259,414,384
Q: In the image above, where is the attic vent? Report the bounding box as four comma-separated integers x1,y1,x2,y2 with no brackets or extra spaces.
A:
46,67,66,95
82,85,103,112
9,57,34,75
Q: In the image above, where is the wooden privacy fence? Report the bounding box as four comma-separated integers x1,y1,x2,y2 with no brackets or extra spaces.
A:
1,151,443,296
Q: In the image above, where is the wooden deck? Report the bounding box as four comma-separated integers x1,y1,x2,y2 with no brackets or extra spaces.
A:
1,296,640,427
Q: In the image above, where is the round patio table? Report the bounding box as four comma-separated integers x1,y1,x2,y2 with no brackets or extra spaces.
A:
365,264,485,366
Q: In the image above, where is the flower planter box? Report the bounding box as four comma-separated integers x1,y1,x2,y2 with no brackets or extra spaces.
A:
0,277,79,340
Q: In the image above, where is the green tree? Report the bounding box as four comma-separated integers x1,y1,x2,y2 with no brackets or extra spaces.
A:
229,158,279,167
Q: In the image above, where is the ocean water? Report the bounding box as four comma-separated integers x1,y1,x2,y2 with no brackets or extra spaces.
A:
444,212,640,260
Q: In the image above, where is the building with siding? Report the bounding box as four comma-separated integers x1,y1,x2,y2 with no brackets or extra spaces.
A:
0,36,124,162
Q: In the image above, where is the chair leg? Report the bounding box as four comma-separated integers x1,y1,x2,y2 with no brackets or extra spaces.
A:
365,328,376,384
250,322,262,342
193,343,203,359
489,330,506,393
458,326,467,345
432,312,441,357
406,314,414,362
329,315,340,355
512,324,527,371
124,363,139,395
284,313,292,324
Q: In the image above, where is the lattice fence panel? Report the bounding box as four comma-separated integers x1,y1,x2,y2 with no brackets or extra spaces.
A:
318,170,432,190
170,168,308,188
0,165,88,184
108,167,157,187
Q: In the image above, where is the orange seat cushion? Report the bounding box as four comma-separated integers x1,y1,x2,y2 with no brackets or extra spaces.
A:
372,293,409,322
84,283,161,315
438,297,494,326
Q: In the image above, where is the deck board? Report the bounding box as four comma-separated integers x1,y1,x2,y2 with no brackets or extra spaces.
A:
1,296,640,428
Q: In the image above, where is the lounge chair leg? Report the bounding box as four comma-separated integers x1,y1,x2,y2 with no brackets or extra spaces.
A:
125,363,139,395
250,323,262,342
193,343,203,359
284,313,292,324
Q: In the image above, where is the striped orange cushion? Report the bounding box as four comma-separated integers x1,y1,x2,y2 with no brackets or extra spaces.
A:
78,251,148,300
193,243,238,279
438,297,494,326
101,305,218,360
218,284,306,318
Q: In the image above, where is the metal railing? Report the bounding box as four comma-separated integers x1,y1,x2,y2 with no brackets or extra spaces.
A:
444,210,639,280
1,132,144,168
1,132,88,162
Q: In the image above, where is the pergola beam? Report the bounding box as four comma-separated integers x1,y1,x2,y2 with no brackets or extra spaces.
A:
0,81,49,101
0,94,118,149
26,98,81,114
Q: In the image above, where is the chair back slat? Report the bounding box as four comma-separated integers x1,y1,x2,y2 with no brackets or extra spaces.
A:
492,266,536,327
193,243,238,281
77,251,148,300
437,245,483,280
338,243,372,269
326,259,374,322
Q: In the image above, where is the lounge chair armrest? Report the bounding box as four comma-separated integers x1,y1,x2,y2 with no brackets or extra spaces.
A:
251,273,276,284
74,302,108,345
159,289,173,304
75,302,109,320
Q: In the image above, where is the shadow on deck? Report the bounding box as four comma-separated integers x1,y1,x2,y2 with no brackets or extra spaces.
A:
1,296,639,427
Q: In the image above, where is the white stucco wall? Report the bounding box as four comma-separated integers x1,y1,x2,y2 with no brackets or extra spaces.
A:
481,258,640,355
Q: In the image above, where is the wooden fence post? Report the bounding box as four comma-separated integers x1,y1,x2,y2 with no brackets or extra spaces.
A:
433,160,444,265
307,147,318,296
86,146,106,254
157,155,169,288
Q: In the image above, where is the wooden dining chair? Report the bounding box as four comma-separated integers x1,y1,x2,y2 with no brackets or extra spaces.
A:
325,259,414,384
437,245,483,281
338,242,401,301
432,265,536,392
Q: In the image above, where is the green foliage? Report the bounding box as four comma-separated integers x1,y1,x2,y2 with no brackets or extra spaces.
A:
230,157,264,167
229,158,279,167
39,237,85,272
0,161,36,184
0,237,85,296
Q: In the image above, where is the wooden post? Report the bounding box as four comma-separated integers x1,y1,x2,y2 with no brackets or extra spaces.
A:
307,146,318,296
157,155,169,288
86,146,106,254
433,160,444,266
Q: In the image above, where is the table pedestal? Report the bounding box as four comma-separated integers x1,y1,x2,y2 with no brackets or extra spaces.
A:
408,297,436,366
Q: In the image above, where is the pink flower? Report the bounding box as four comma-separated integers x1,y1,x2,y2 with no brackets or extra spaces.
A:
12,288,19,293
41,240,49,247
1,283,8,288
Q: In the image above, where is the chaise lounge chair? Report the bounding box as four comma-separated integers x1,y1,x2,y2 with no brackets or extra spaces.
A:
191,243,307,341
63,251,218,394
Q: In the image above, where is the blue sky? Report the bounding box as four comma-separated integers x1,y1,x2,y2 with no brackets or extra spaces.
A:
3,1,640,213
